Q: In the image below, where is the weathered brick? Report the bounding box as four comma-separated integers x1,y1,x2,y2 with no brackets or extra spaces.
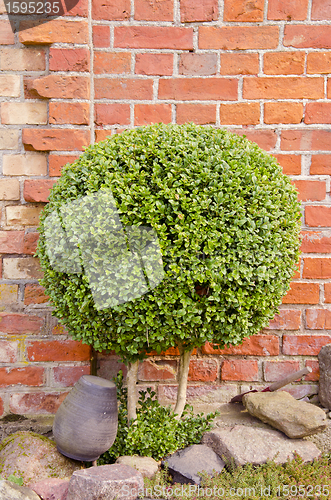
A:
281,130,331,151
94,52,131,74
52,366,90,387
0,48,45,71
23,232,39,255
267,309,301,330
27,340,91,361
282,282,319,304
264,102,303,124
0,284,18,307
3,257,43,279
268,0,308,20
146,347,197,356
220,53,259,75
138,360,177,381
264,52,305,75
202,335,279,356
0,367,44,387
24,77,46,100
3,154,47,176
283,335,331,355
273,154,301,175
0,75,20,97
0,20,15,44
93,25,110,48
325,283,331,303
0,340,18,363
303,258,331,279
94,78,153,99
224,0,264,21
179,53,217,76
293,179,326,202
135,0,173,21
307,53,331,74
49,102,90,125
220,102,260,125
284,25,331,49
134,104,172,126
305,103,331,124
24,284,49,305
0,313,44,334
49,155,79,177
221,359,259,381
19,20,88,44
63,0,88,17
94,103,130,126
0,130,19,150
158,78,237,101
232,129,277,151
92,0,130,20
264,360,300,382
176,104,216,125
327,79,331,99
95,130,112,142
304,360,319,381
243,77,323,100
114,27,193,50
97,355,127,380
301,231,331,254
49,48,90,72
135,53,173,76
22,129,90,152
1,102,47,125
311,0,331,20
10,392,68,415
24,180,57,203
0,233,24,254
305,206,331,227
306,309,331,330
199,26,279,50
0,180,20,201
188,359,218,382
52,324,69,336
32,75,89,99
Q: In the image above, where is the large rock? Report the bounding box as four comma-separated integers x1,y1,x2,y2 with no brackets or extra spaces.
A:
0,431,82,487
116,456,158,479
242,391,327,438
66,464,144,500
202,425,321,466
163,444,225,485
318,344,331,409
31,478,70,500
0,479,40,500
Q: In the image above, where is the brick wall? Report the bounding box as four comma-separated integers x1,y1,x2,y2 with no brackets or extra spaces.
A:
0,0,330,416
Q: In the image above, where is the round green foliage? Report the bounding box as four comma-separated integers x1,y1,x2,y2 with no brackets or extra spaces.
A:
37,123,301,361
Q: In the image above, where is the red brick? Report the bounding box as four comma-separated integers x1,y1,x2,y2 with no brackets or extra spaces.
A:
95,130,112,142
19,20,88,44
93,25,110,48
97,354,127,380
10,392,68,415
49,48,90,72
94,52,131,74
95,78,153,99
64,0,88,16
301,231,331,254
304,360,319,381
267,309,301,330
243,77,323,100
306,308,331,329
202,335,279,356
23,129,90,152
199,26,279,50
305,206,331,227
135,53,173,76
305,103,331,124
264,360,300,382
224,0,263,21
232,129,277,151
0,367,44,388
94,103,130,126
0,20,15,44
27,340,91,362
24,284,49,305
221,359,259,381
49,155,79,177
115,27,193,50
180,0,218,22
281,130,331,151
24,180,57,203
188,359,218,382
23,232,39,255
284,25,331,49
264,52,305,75
0,313,44,334
325,283,331,303
23,77,46,100
273,154,301,175
134,104,172,126
268,0,308,20
311,0,331,20
0,340,18,363
292,180,326,202
307,53,331,74
138,360,177,381
283,334,331,355
303,258,331,279
93,0,130,20
0,231,24,254
49,102,89,125
220,53,259,76
220,103,260,125
282,282,319,304
52,324,69,335
158,78,237,101
52,366,90,387
32,75,89,99
176,104,216,125
135,0,173,20
179,53,217,76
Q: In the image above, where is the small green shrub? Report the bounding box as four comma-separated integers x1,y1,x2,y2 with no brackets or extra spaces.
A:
98,371,218,463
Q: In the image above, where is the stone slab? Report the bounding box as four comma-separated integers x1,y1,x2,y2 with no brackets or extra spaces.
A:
31,477,70,500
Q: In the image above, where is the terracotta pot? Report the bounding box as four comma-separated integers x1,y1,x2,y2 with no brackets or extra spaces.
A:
53,375,118,461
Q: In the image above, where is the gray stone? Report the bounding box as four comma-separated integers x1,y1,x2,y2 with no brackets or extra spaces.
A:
318,344,331,409
242,391,327,438
116,456,158,479
202,425,321,467
0,479,40,500
66,464,144,500
304,420,331,454
0,415,54,443
0,431,82,487
163,444,225,485
31,477,70,500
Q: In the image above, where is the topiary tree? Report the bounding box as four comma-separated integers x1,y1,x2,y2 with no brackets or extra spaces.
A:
37,123,301,422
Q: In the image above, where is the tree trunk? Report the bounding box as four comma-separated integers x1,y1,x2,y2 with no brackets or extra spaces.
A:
126,360,139,425
174,344,193,420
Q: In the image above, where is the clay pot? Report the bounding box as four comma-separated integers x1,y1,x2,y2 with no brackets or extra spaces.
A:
53,375,118,461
